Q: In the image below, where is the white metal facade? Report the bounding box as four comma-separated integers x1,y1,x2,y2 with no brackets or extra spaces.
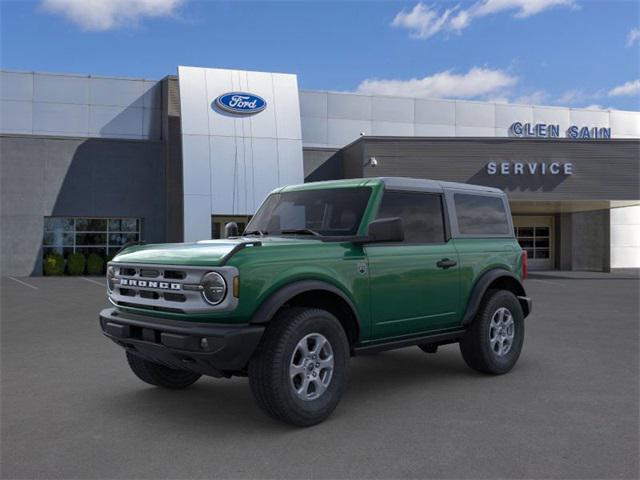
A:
0,71,161,140
177,66,304,242
299,91,640,148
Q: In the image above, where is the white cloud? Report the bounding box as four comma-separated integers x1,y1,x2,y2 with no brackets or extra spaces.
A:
391,3,457,39
356,67,518,99
40,0,184,31
515,90,548,105
583,104,605,110
557,89,587,105
608,79,640,97
627,28,640,47
470,0,577,19
392,1,576,39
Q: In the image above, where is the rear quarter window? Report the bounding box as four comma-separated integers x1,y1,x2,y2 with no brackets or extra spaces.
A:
454,194,510,235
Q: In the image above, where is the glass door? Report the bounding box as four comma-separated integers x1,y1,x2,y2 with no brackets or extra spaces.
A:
513,216,554,270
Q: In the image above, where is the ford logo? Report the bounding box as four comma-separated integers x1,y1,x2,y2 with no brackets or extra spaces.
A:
214,92,267,115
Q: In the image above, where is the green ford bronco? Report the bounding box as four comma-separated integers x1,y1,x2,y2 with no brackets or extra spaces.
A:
100,177,531,426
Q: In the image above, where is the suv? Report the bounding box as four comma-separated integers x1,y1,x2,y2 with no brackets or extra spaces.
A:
100,177,531,426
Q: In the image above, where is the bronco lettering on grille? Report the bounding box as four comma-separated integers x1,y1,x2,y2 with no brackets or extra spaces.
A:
120,278,181,290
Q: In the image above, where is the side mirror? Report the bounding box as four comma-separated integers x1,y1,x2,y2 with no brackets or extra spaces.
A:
365,217,404,243
224,222,239,238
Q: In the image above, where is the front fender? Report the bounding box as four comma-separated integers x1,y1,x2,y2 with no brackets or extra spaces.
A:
249,279,361,329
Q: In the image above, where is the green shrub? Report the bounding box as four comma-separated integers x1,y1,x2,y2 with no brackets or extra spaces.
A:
43,253,65,276
87,253,105,276
67,252,86,276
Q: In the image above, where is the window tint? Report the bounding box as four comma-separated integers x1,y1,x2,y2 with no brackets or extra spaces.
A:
376,191,445,243
455,194,509,235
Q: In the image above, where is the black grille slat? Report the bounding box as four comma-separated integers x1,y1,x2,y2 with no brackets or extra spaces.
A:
140,269,160,278
164,270,186,280
163,292,186,303
139,290,160,300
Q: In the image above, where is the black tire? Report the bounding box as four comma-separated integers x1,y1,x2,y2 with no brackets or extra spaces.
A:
126,351,201,389
459,289,524,375
248,307,350,427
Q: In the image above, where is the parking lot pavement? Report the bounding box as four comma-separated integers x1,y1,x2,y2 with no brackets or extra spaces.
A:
1,275,638,479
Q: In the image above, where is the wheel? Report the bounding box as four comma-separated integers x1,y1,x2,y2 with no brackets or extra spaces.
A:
126,351,201,389
248,307,350,427
459,289,524,375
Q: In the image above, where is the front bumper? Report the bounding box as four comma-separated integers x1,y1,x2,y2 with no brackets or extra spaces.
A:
99,308,264,377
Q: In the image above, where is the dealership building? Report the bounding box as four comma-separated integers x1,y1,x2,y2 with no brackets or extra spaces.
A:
1,66,639,275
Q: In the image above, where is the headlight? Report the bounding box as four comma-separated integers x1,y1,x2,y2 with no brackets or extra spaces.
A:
201,272,227,305
106,265,116,292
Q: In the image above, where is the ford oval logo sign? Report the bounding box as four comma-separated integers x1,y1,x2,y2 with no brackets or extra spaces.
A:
214,92,267,115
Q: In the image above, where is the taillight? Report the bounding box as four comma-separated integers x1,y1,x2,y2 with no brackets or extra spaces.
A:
522,250,528,280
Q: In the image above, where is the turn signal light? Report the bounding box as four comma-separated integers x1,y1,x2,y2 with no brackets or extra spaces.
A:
233,276,240,297
522,250,528,280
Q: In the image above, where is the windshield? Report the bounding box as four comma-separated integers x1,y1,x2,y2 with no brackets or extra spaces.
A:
245,187,372,237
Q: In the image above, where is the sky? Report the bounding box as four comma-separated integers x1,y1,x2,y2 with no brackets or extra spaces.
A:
1,0,639,111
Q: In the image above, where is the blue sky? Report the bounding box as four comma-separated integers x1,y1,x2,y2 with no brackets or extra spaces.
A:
1,0,639,110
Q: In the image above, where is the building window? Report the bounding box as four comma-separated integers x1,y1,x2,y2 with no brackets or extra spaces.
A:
454,194,509,235
43,217,141,259
376,191,445,243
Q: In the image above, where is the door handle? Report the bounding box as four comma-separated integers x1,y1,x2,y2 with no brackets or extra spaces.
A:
437,258,457,269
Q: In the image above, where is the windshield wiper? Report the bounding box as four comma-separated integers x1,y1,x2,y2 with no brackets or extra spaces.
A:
280,228,322,237
243,229,267,236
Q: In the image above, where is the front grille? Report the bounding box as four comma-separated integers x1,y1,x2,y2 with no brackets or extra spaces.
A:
164,270,186,280
108,262,238,314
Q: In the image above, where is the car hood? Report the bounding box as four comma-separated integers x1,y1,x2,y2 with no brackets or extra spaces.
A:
112,237,323,266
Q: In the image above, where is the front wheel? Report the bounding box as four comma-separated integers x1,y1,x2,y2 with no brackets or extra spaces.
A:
459,290,525,374
248,307,350,427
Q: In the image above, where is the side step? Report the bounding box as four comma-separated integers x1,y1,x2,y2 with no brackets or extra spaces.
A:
353,329,466,355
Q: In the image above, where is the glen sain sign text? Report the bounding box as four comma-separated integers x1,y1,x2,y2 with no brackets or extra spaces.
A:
510,122,611,139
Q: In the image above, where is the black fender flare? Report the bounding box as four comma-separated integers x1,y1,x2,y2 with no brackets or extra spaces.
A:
462,269,531,325
249,280,362,330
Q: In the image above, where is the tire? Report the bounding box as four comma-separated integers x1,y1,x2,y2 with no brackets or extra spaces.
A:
126,351,201,389
248,307,350,427
459,289,524,375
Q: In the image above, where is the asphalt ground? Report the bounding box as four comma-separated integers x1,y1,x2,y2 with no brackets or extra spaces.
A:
1,272,638,479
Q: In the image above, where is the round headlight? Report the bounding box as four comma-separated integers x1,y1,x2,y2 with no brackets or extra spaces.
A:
201,272,227,305
106,265,116,292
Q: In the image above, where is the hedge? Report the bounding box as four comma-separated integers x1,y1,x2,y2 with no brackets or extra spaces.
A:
87,253,105,276
43,253,65,276
67,252,86,275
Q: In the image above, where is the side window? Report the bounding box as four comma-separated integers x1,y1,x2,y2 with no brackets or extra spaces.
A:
454,194,509,235
376,191,445,243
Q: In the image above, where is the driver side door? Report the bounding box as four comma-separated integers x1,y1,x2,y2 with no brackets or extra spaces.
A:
365,190,461,340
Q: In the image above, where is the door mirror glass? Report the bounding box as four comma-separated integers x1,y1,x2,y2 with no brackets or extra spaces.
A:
366,217,404,243
224,222,239,238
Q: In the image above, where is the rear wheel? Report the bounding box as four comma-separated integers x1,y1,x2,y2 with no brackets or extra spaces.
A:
248,307,350,427
126,351,201,389
459,290,524,374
